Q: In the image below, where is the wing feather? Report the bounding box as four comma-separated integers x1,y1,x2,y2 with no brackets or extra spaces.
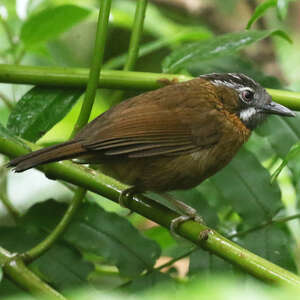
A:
75,78,223,158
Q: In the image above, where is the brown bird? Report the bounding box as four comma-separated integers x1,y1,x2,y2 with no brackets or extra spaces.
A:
8,73,295,229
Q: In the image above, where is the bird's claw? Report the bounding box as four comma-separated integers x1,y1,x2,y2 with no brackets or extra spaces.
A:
170,212,206,239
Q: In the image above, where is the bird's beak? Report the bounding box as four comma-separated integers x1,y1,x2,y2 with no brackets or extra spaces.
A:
262,101,296,117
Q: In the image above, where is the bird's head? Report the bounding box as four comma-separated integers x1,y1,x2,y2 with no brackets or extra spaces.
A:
200,73,295,129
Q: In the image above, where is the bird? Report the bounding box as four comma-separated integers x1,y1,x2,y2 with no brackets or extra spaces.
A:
8,73,295,231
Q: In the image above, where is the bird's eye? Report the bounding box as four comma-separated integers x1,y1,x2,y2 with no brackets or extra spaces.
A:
241,90,254,102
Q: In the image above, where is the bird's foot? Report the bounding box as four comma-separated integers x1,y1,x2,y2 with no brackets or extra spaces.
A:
118,187,136,208
170,209,205,239
162,193,206,238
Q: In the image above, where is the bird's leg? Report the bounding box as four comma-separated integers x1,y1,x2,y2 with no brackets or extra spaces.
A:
161,193,205,237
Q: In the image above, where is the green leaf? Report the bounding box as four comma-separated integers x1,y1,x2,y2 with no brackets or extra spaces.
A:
20,5,91,48
162,30,291,73
0,122,28,157
246,0,277,29
7,87,83,142
64,203,161,278
144,226,176,252
0,201,94,291
271,141,300,182
256,113,300,158
239,225,296,271
0,279,34,300
189,248,234,275
209,148,282,226
0,122,22,144
124,271,173,293
31,244,94,291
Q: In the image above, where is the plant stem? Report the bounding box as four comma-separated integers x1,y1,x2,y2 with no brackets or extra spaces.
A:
121,246,197,288
124,0,148,71
0,90,13,110
0,164,19,219
156,247,196,271
71,0,112,136
2,138,300,286
0,64,191,91
267,88,300,110
0,247,67,300
0,17,15,60
0,64,299,110
230,213,300,238
111,0,148,103
22,188,85,262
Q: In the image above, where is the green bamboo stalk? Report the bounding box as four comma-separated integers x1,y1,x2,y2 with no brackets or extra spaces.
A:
2,137,300,286
0,247,67,300
266,88,300,110
110,0,148,103
123,0,148,71
72,0,112,135
0,63,191,90
0,64,299,110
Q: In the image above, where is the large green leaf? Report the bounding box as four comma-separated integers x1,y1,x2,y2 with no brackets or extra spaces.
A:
64,203,161,278
208,148,282,226
7,200,160,278
189,248,235,276
7,87,83,142
162,29,291,73
124,271,173,293
239,225,296,271
0,122,25,147
31,244,94,291
256,113,300,157
0,278,35,300
20,5,91,48
0,201,94,291
255,113,300,206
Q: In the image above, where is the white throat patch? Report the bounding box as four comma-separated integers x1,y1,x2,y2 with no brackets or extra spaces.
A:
239,107,257,122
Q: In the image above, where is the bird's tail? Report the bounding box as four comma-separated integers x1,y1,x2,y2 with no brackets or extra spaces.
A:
8,140,85,172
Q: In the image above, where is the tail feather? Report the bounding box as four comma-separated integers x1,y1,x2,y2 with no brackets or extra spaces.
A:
8,140,85,172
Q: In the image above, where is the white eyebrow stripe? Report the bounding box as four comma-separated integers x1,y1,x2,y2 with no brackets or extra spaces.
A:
238,87,255,92
229,73,241,80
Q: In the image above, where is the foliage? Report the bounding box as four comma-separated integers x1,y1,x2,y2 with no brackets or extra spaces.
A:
0,0,299,299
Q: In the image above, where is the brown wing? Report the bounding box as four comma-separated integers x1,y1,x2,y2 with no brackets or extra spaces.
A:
75,78,223,158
